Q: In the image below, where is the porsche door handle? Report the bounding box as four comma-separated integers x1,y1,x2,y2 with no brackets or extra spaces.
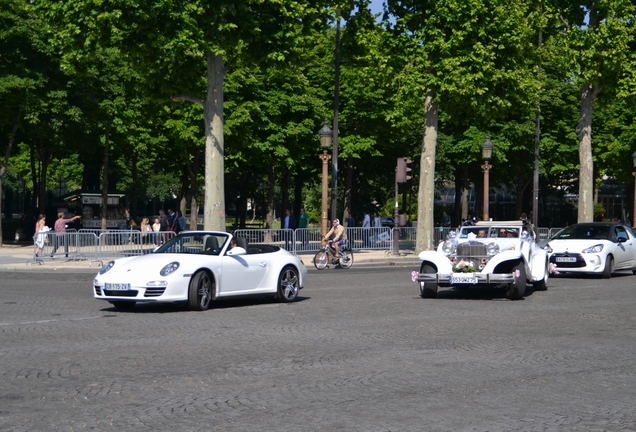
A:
259,262,267,267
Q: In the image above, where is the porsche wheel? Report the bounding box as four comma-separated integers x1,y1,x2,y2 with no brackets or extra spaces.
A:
419,263,438,298
506,260,526,300
110,301,136,310
602,255,614,279
314,251,328,270
277,266,299,302
188,271,213,311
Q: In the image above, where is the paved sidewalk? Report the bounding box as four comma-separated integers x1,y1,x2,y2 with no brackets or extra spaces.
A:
0,243,421,272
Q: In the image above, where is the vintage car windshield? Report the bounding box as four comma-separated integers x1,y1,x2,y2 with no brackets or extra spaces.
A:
460,226,519,239
552,224,611,240
154,233,229,255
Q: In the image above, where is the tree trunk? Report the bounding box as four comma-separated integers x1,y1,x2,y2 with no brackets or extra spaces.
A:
29,142,38,209
416,88,438,251
38,148,51,215
203,52,226,231
101,129,110,231
577,82,599,223
185,145,202,230
0,109,21,246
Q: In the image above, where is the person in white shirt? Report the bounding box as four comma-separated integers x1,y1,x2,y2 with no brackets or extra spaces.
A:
373,213,382,228
362,212,371,247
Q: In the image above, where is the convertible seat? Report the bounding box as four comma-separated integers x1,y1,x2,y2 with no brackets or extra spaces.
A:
204,236,219,253
235,237,248,251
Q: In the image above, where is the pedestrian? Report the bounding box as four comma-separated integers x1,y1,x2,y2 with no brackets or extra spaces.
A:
176,209,186,232
34,214,50,257
373,213,382,228
442,211,451,227
51,212,81,258
152,217,161,244
299,208,309,247
344,212,356,227
362,211,371,248
282,208,297,250
140,218,152,244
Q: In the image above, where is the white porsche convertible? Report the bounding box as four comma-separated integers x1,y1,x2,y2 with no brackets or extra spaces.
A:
93,231,307,311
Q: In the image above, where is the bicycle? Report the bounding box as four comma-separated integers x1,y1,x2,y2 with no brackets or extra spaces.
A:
313,241,354,270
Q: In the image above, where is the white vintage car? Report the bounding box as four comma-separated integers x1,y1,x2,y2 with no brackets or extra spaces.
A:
93,231,307,311
415,221,549,300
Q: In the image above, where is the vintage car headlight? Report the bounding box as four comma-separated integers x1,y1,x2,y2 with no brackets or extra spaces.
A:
448,230,458,240
160,262,180,276
486,242,500,256
521,230,530,240
442,241,455,256
582,244,604,254
99,260,115,275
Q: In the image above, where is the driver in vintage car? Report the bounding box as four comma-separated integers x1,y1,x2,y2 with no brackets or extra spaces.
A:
324,218,347,258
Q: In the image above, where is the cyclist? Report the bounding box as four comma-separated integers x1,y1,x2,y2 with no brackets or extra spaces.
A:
323,218,347,258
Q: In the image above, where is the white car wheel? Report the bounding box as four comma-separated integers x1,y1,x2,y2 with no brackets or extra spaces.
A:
278,266,299,302
188,271,213,311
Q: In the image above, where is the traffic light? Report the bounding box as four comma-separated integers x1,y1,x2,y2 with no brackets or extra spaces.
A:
396,157,412,183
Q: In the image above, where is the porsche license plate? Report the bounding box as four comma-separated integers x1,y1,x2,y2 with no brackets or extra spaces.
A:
556,257,576,263
450,274,478,284
105,283,130,291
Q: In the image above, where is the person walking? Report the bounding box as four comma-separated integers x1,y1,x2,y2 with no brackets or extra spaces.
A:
282,208,297,250
51,212,81,258
373,213,382,228
362,211,371,248
298,208,309,247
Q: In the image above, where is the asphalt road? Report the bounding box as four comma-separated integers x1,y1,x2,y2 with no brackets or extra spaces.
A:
1,267,636,431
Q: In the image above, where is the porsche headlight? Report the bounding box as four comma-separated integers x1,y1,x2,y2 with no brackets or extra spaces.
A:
582,244,603,254
99,260,115,275
160,262,180,276
442,241,455,256
486,242,500,256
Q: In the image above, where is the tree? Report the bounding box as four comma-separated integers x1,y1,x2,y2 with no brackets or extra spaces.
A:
554,0,636,222
387,0,538,250
42,0,329,231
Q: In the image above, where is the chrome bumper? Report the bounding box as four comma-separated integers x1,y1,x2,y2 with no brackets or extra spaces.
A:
417,273,515,285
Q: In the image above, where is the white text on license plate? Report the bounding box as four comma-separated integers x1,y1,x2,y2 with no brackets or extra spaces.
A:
556,257,576,263
106,283,130,291
450,274,478,284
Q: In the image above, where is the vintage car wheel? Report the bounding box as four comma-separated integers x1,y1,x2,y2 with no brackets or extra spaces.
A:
338,250,354,269
188,271,213,311
110,301,136,310
602,255,614,279
313,251,329,270
506,261,526,300
532,260,549,291
277,266,299,302
419,263,438,298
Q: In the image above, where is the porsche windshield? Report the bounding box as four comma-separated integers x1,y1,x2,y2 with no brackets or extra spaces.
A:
154,233,229,255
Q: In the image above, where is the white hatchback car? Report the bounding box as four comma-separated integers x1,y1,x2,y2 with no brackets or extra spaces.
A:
545,222,636,278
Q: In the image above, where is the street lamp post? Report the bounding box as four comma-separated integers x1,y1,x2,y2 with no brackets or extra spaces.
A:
632,151,636,227
319,120,333,239
481,136,494,221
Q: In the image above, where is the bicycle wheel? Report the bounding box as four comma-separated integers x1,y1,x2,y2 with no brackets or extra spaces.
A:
313,250,329,270
338,250,354,269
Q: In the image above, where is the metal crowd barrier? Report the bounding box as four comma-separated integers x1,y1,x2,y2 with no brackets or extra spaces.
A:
32,225,562,263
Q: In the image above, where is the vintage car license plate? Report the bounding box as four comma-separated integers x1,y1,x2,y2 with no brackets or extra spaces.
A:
450,273,478,284
556,257,577,263
105,283,130,291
